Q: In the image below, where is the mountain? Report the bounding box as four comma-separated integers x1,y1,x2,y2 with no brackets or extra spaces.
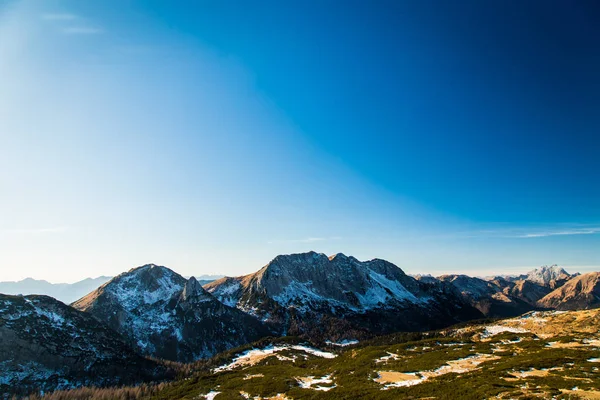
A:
72,264,270,362
503,278,552,306
524,265,573,288
0,276,112,304
437,274,534,317
205,252,483,340
0,293,167,396
536,272,600,310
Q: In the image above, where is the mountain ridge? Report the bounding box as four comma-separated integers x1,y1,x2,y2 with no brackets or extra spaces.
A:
72,264,271,362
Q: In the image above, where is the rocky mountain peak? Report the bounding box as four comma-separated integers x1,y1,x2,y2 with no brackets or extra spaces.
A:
73,263,270,362
525,265,571,287
180,277,212,302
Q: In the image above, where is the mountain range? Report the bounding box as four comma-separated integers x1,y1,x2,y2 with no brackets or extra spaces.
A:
0,275,223,304
1,253,599,397
0,277,112,304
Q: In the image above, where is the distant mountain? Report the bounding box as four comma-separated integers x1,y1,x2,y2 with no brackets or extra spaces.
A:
503,279,552,306
437,274,534,317
205,252,483,341
0,276,112,304
537,272,600,310
420,265,579,318
72,264,270,362
0,294,167,396
524,265,573,288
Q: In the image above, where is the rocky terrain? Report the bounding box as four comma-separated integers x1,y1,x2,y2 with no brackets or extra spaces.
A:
0,294,169,396
205,252,483,340
72,264,271,362
436,265,586,318
537,272,600,310
47,307,599,400
437,274,534,317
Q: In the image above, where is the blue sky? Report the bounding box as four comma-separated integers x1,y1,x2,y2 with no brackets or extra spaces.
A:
1,0,599,282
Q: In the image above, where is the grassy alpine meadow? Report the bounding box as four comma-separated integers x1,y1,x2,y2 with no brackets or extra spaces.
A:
108,309,598,400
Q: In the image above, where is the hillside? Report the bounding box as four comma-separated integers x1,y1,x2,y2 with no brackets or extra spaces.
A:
537,272,600,310
72,265,271,362
35,307,600,400
0,294,169,396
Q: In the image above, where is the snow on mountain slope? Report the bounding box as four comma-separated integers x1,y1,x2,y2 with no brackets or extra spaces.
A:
73,265,271,362
205,252,483,339
0,294,166,396
207,252,424,313
525,265,572,288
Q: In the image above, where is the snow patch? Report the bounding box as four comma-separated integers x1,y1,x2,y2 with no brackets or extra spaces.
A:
480,325,528,338
325,339,359,347
214,345,336,372
296,375,336,391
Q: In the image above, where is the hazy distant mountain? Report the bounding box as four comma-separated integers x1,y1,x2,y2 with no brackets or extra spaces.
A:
205,252,483,340
0,276,112,304
0,293,167,395
72,264,270,362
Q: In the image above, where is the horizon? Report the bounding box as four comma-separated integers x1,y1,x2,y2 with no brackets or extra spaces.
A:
2,251,598,284
1,0,599,283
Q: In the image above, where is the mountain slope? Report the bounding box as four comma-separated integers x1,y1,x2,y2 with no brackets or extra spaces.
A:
0,276,112,304
504,279,552,306
205,252,483,340
111,308,600,400
537,272,600,310
73,264,271,362
0,294,166,396
438,274,535,317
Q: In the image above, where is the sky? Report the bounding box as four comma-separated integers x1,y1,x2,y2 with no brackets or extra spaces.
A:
1,0,600,282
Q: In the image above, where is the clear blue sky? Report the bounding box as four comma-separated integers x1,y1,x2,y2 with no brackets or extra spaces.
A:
1,0,599,282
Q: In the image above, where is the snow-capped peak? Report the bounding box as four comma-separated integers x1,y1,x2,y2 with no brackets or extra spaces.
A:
525,265,570,287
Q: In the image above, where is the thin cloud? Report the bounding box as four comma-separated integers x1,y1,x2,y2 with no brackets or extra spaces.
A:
514,227,600,238
62,26,103,35
41,12,103,35
443,225,600,240
41,13,78,21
